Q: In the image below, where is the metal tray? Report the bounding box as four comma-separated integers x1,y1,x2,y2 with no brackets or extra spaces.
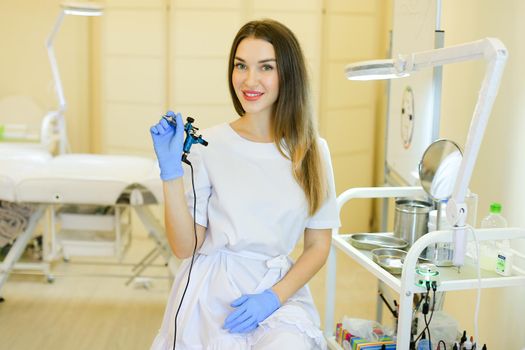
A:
371,248,408,275
371,248,429,275
347,233,408,250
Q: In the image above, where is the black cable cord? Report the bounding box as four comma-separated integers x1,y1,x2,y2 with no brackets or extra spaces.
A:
411,292,424,343
438,339,447,350
424,285,432,345
414,282,438,345
172,162,198,350
378,292,398,318
424,313,431,346
426,284,437,344
412,294,424,319
413,298,427,343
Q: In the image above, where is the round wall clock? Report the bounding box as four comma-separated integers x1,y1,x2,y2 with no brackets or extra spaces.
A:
401,86,415,149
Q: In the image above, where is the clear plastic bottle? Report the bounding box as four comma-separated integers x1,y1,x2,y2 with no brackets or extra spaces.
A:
480,203,508,229
479,202,508,272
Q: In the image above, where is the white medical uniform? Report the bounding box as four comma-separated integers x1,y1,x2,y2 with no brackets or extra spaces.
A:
151,123,340,350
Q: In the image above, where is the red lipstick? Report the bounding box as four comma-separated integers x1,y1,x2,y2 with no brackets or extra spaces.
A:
242,90,263,101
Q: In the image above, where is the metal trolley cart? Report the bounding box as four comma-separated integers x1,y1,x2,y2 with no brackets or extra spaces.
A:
324,186,525,349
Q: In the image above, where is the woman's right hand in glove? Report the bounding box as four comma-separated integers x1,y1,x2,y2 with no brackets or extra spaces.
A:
150,111,185,181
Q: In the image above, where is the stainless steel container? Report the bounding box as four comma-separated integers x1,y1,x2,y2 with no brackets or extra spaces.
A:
393,198,432,246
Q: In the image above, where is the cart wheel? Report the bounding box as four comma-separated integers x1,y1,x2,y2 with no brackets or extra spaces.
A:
63,257,70,263
0,296,4,303
47,275,55,284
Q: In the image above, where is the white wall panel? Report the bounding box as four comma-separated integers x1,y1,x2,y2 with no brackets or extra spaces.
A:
325,62,376,108
104,103,164,151
327,0,378,13
333,153,375,190
339,198,373,233
326,14,379,60
309,63,321,119
100,2,167,153
253,0,319,12
105,57,165,104
106,0,165,7
104,10,165,56
320,2,387,234
173,0,241,9
324,107,376,155
171,11,241,57
332,153,375,232
251,11,322,61
171,58,230,105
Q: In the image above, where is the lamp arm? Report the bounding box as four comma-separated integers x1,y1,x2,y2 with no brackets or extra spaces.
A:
407,38,506,71
46,10,67,113
450,56,507,206
438,39,507,266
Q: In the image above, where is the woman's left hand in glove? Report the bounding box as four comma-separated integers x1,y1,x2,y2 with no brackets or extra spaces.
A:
223,289,281,333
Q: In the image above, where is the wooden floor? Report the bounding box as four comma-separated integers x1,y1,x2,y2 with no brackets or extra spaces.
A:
0,232,380,350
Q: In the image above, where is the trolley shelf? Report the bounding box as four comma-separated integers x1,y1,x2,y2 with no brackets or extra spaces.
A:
333,230,525,294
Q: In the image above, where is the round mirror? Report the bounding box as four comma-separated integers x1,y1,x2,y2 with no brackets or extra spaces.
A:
418,139,463,201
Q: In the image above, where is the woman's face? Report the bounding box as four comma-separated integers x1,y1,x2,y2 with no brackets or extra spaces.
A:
232,37,279,118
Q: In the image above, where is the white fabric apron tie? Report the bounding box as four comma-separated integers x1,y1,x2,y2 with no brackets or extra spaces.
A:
213,248,293,293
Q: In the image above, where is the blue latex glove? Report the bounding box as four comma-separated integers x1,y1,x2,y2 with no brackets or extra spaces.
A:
150,111,184,181
223,289,281,333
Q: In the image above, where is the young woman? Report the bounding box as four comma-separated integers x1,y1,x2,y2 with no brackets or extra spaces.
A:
150,19,340,350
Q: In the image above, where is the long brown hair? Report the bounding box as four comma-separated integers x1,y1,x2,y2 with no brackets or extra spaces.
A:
227,19,326,215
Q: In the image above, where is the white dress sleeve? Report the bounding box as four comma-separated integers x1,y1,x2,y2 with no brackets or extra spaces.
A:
305,138,341,229
182,146,211,228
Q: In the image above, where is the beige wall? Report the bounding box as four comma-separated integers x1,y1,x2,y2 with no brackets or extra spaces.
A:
0,0,92,153
321,1,388,233
98,0,168,155
439,1,525,348
96,0,324,157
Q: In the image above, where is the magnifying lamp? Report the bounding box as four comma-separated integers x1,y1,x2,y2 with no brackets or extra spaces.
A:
346,38,508,266
345,59,410,80
46,1,103,153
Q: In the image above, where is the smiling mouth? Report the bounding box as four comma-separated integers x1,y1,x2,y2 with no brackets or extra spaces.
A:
242,90,264,100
